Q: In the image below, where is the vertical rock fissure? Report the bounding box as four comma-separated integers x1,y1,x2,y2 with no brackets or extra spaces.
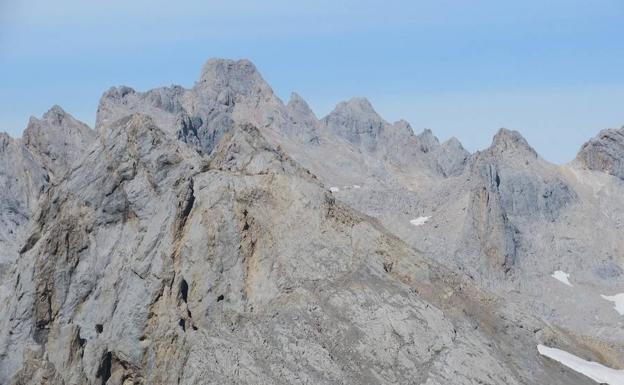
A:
96,351,112,385
179,279,188,303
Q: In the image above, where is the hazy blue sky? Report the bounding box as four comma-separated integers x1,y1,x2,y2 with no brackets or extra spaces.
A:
1,0,623,163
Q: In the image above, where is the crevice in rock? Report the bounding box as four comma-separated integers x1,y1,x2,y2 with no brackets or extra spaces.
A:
96,351,112,385
180,179,195,220
216,294,224,302
19,231,40,254
33,283,52,345
69,327,87,363
179,279,189,303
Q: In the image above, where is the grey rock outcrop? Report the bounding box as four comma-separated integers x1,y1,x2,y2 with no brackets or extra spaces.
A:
461,129,577,274
1,58,622,385
23,106,95,180
322,97,386,152
576,126,624,180
0,106,94,268
0,133,48,265
0,114,595,385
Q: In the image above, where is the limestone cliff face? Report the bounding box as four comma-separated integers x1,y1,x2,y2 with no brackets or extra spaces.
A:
23,106,95,180
1,58,622,385
0,133,48,265
576,126,624,180
0,106,94,268
461,129,577,275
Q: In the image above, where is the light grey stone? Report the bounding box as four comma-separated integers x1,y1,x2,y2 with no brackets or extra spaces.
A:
1,58,621,385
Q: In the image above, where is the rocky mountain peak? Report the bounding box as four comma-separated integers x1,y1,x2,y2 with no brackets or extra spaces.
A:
442,136,465,151
488,128,537,157
322,97,387,151
392,119,414,137
575,126,624,179
416,128,441,153
40,105,69,125
196,58,274,98
100,85,137,101
287,92,316,118
332,97,379,117
22,106,95,179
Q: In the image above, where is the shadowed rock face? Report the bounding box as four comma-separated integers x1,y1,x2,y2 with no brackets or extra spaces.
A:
576,126,624,180
0,58,622,385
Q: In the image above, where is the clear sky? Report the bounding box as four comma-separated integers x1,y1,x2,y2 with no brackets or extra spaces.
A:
1,0,623,163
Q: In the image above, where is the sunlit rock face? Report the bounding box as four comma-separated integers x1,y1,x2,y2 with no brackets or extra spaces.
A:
1,58,623,385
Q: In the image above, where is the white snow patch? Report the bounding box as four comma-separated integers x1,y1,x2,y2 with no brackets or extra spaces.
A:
601,293,624,315
551,270,572,287
329,187,340,193
353,185,361,189
537,344,624,385
410,216,430,226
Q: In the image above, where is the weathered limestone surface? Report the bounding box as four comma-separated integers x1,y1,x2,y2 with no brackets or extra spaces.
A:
0,58,622,385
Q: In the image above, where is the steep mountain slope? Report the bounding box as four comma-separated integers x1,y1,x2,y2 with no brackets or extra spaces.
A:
0,58,622,384
0,114,594,385
0,132,48,266
0,107,95,267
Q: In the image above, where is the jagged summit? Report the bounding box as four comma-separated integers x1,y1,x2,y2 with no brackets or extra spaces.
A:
101,85,136,100
416,128,440,153
40,105,69,124
486,128,537,157
576,126,624,180
327,97,381,119
442,136,464,149
195,58,273,98
22,105,95,179
322,97,387,151
391,119,414,137
287,92,317,120
287,92,316,118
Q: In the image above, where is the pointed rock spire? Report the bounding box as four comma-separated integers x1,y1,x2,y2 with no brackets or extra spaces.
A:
287,92,316,119
442,136,465,151
438,137,470,176
392,119,414,137
488,128,537,157
416,129,441,153
41,105,69,126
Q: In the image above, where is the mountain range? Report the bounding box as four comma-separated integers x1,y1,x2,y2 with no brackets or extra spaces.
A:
0,58,623,385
